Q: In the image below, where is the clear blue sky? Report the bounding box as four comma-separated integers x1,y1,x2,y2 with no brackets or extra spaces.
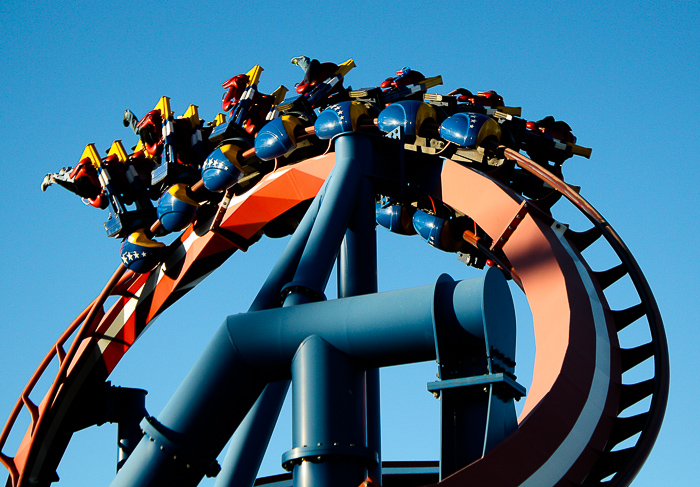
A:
1,1,698,485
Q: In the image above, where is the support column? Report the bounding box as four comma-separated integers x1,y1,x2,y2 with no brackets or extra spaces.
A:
337,131,381,483
280,133,376,486
283,133,372,307
213,176,327,487
213,381,290,487
113,388,148,472
108,325,267,487
285,336,373,487
213,133,376,487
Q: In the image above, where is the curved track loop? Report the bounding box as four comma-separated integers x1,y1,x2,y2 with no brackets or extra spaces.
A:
2,149,666,487
430,157,667,486
1,156,333,487
497,148,669,486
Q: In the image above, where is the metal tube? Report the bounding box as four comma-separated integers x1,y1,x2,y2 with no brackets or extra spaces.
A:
212,176,328,487
108,325,267,487
213,381,290,487
284,133,372,306
282,132,376,487
109,270,511,487
215,134,374,487
249,178,326,312
336,133,381,482
231,280,441,375
228,272,510,376
289,336,368,487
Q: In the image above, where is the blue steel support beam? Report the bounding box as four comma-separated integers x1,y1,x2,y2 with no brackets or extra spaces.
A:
286,336,369,487
110,141,373,487
283,133,372,307
213,381,290,487
433,268,518,479
216,133,376,487
212,178,328,487
280,132,376,486
108,324,267,487
336,132,381,484
249,179,327,312
108,271,511,487
227,272,507,375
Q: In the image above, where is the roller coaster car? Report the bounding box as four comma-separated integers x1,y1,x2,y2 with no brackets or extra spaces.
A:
520,116,580,167
103,153,159,206
293,57,339,95
128,151,158,185
454,89,504,108
105,206,158,239
68,159,102,200
40,159,109,209
526,116,577,143
380,67,425,90
100,154,134,204
222,74,249,112
138,109,205,189
243,92,276,135
171,118,202,167
136,110,163,156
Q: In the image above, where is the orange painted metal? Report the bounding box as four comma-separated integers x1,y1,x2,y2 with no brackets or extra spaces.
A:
0,264,124,487
2,155,335,487
2,145,664,486
433,160,621,486
499,145,668,485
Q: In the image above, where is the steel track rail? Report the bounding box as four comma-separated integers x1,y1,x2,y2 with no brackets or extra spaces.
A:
495,147,668,486
1,145,667,487
1,158,332,487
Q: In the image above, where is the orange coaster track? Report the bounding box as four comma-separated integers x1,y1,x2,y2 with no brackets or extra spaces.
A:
2,148,667,487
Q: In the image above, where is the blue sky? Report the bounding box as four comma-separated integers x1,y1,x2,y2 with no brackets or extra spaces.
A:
1,1,698,485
